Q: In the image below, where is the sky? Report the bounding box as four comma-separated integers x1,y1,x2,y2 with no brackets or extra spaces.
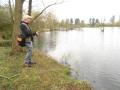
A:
30,0,119,23
50,0,120,22
1,0,120,22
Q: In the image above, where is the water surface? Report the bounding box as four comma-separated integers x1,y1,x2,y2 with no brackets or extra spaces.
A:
36,27,120,90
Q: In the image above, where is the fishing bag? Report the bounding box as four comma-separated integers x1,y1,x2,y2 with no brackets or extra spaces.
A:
17,34,25,47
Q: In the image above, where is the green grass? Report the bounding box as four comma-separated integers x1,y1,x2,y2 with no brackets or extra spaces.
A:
0,47,92,90
0,40,12,47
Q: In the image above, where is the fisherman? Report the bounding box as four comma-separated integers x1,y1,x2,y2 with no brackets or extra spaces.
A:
20,15,39,67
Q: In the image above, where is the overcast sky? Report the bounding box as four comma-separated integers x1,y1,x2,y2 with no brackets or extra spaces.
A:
26,0,120,22
1,0,120,22
0,0,120,19
50,0,120,22
29,0,119,22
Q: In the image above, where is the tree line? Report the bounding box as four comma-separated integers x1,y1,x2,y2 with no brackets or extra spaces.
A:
59,15,120,29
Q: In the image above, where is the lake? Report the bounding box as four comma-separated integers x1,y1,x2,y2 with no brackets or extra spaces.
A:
35,27,120,90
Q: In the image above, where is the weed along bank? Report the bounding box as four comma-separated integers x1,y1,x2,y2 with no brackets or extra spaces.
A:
0,47,92,90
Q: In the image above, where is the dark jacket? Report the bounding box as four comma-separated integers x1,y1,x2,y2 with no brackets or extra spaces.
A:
19,21,36,42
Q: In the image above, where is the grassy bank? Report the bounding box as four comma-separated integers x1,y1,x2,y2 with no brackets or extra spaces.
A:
0,40,12,47
0,47,92,90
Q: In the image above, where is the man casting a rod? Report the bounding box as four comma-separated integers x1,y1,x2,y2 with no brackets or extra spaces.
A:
20,15,39,67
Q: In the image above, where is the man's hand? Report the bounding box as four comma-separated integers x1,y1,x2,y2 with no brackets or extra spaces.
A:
36,31,39,36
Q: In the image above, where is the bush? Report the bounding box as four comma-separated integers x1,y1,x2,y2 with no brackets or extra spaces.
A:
0,6,13,39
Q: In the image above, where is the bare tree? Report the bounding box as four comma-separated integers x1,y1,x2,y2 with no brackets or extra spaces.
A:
32,0,64,22
8,0,14,23
28,0,32,15
11,0,25,53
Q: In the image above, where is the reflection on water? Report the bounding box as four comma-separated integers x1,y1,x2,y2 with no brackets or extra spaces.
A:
36,27,120,90
34,31,57,52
